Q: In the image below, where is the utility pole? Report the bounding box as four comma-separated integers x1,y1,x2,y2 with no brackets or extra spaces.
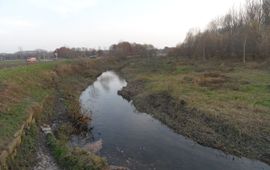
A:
55,52,58,60
18,46,23,60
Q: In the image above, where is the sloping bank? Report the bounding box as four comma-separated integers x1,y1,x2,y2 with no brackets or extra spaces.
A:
0,57,126,169
118,56,270,165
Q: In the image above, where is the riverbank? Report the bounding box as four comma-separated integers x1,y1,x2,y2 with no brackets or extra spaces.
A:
0,57,126,169
79,70,269,170
118,56,270,164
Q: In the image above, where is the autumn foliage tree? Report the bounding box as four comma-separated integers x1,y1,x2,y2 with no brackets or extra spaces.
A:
54,47,97,58
109,42,156,58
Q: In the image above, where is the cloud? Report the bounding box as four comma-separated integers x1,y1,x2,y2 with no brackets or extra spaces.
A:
29,0,97,15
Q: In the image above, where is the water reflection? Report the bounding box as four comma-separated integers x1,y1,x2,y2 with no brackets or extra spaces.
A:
79,71,270,170
99,75,113,92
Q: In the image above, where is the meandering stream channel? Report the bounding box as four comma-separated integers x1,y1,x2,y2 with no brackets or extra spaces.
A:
75,71,269,170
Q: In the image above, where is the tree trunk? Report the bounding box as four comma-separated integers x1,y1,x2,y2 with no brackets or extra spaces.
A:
243,37,247,64
203,46,206,61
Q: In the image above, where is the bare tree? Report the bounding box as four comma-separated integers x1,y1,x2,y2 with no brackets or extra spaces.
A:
171,0,270,62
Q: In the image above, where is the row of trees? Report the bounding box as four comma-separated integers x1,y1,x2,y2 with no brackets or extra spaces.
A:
1,42,159,60
109,42,156,58
171,0,270,63
54,42,157,59
54,47,99,58
0,49,55,61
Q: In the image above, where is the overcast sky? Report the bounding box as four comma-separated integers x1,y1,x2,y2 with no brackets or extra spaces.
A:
0,0,246,53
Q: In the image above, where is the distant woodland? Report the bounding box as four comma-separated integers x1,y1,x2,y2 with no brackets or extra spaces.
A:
170,0,270,63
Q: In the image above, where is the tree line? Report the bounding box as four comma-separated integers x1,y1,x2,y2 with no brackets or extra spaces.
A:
54,47,98,58
109,42,156,58
54,42,157,59
0,49,54,61
1,42,159,60
170,0,270,63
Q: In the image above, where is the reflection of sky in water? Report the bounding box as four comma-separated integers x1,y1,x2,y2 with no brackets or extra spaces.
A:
79,71,270,170
80,71,127,117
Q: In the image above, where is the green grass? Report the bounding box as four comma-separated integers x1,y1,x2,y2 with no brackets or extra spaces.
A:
0,62,62,150
0,101,30,143
0,62,57,81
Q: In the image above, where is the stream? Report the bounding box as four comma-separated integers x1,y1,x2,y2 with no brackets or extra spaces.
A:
74,71,269,170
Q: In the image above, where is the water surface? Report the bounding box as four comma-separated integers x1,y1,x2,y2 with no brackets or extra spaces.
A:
78,71,269,170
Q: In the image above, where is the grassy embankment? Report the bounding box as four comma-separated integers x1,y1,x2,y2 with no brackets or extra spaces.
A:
0,62,58,150
0,57,125,169
119,56,270,164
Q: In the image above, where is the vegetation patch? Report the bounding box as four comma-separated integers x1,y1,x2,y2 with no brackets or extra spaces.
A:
175,66,193,74
194,72,234,90
47,134,107,170
6,123,39,170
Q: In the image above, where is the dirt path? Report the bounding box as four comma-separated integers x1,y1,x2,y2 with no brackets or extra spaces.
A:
33,79,65,170
33,133,59,170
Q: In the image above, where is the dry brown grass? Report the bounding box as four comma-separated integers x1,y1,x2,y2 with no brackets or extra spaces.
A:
0,83,24,113
194,72,230,89
54,64,74,76
83,140,103,154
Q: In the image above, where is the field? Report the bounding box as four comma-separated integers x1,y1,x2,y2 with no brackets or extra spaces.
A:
119,56,270,164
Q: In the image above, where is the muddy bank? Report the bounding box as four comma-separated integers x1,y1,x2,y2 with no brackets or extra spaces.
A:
118,79,270,165
45,58,129,169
